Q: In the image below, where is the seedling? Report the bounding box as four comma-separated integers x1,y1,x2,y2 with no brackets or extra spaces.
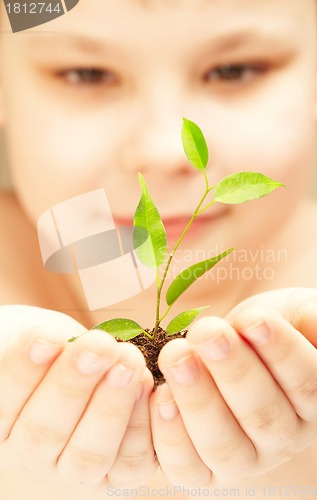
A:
68,118,285,386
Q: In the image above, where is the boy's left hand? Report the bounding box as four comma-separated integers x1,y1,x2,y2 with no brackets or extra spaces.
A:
150,287,317,488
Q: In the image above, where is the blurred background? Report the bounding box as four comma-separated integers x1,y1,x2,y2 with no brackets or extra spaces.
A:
1,129,317,197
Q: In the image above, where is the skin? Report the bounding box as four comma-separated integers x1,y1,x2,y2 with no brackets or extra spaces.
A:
0,0,317,498
152,289,317,488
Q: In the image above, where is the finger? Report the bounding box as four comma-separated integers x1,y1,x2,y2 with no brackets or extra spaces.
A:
0,324,67,442
150,381,212,488
107,368,158,489
290,296,317,348
185,317,299,457
7,329,120,473
158,338,256,482
56,342,146,486
232,306,317,423
224,288,317,347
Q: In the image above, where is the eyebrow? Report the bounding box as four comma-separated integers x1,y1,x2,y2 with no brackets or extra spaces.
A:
25,27,293,57
206,28,294,54
25,33,116,57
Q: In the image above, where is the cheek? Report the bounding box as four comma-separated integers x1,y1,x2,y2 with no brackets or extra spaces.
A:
230,119,313,248
6,110,121,223
204,79,315,193
200,86,316,250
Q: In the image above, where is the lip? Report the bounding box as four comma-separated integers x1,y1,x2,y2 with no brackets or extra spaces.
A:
113,210,228,239
163,212,226,240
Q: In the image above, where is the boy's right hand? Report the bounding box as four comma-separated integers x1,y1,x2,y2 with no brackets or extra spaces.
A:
0,306,157,491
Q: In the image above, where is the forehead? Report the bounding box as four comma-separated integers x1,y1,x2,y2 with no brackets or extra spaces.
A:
28,0,313,31
0,0,312,22
67,0,311,17
0,0,315,50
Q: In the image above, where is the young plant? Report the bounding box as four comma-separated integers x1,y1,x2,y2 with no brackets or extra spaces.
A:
69,118,285,385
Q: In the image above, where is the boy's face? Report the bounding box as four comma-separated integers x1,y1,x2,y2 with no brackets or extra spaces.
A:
0,0,317,263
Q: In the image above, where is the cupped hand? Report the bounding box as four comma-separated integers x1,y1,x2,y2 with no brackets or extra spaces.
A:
150,287,317,488
0,308,157,490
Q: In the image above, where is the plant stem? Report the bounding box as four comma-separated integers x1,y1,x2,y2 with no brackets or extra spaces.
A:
196,200,216,216
141,328,154,339
159,304,172,323
155,268,161,288
152,177,217,338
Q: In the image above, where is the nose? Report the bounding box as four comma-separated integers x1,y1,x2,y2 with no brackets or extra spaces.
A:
120,112,198,179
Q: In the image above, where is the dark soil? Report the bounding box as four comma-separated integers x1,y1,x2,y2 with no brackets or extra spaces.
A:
117,326,187,388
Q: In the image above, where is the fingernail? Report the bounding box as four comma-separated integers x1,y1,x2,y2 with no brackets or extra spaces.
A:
167,354,199,385
29,339,63,364
105,363,134,388
243,321,271,345
76,350,113,375
194,334,231,361
157,383,179,421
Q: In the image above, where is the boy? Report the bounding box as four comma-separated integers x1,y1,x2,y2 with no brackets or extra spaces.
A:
0,0,317,498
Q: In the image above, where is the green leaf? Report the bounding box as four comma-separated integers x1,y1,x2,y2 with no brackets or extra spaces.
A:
133,173,167,268
214,172,285,204
91,318,143,341
166,248,234,306
165,306,210,335
181,118,208,170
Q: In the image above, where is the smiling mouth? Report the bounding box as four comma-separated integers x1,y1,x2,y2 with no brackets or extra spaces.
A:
113,208,229,234
163,210,228,237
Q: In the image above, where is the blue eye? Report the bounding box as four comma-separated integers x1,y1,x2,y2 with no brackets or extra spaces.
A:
59,68,118,86
204,63,265,84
